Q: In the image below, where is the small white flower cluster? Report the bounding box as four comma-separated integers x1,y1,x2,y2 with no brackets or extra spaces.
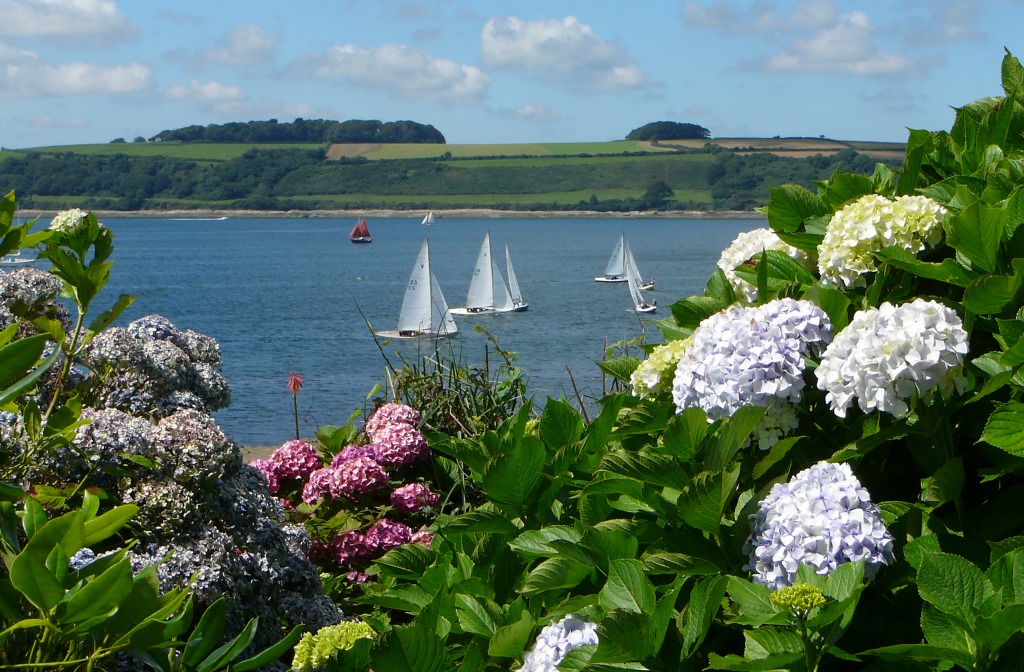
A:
817,194,946,289
744,461,894,589
815,298,968,418
717,227,811,304
48,208,91,234
518,615,599,672
671,298,831,449
630,338,691,398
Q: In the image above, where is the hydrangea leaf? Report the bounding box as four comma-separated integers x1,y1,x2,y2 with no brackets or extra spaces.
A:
372,543,436,580
519,557,592,596
859,643,976,669
874,246,975,287
539,398,583,450
59,558,133,625
764,184,828,233
680,576,728,658
598,610,658,661
482,435,544,514
724,577,787,628
599,559,655,614
661,407,708,462
743,627,804,661
371,625,451,672
917,552,996,625
985,548,1024,605
455,594,500,638
677,465,740,536
974,603,1024,654
641,552,721,577
981,402,1024,456
946,202,1005,274
597,357,640,384
486,611,534,658
508,526,582,560
443,510,520,537
598,450,690,491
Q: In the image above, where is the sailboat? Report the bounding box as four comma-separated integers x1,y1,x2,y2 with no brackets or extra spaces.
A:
451,233,519,315
375,239,457,339
349,218,373,243
421,211,436,227
505,244,528,312
595,234,628,282
624,239,654,290
1,210,38,267
625,248,656,314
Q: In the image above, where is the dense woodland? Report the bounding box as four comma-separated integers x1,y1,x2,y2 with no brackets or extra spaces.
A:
146,118,446,144
0,145,895,212
626,121,712,140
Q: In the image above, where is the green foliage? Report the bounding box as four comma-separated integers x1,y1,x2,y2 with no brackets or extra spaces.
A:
626,121,711,141
150,117,446,144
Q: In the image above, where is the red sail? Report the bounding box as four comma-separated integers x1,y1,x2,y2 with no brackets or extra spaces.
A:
350,218,371,238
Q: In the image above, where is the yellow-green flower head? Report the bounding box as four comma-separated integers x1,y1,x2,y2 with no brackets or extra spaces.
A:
817,194,946,289
770,582,827,613
630,338,692,398
48,208,92,234
291,620,375,671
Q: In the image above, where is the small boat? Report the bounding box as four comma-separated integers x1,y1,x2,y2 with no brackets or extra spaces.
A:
505,244,528,312
421,211,435,227
375,239,457,339
349,218,373,243
625,246,656,314
595,234,628,282
0,250,36,267
451,233,521,315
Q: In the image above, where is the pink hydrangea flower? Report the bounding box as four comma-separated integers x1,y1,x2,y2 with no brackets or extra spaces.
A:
365,402,422,440
391,483,439,514
410,527,434,548
365,518,412,553
270,439,323,480
302,467,335,504
248,458,280,494
331,444,378,468
372,424,429,467
346,570,370,584
329,530,376,566
332,456,389,499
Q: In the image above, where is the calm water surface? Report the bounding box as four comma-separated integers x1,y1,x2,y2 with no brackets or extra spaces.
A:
95,216,759,445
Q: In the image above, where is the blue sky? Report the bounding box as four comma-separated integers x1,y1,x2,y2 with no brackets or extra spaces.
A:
1,0,1023,149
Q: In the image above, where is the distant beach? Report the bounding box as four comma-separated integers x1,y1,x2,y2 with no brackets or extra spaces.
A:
21,208,766,220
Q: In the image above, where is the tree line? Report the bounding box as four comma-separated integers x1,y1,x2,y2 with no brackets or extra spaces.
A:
147,118,446,144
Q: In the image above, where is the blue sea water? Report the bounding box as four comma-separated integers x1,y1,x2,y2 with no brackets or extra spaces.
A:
94,216,760,446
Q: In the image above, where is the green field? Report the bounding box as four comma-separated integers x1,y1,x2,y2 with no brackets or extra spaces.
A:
3,142,327,163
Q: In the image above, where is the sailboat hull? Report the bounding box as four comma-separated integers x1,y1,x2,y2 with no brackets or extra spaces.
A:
374,329,458,339
350,237,373,244
594,276,627,283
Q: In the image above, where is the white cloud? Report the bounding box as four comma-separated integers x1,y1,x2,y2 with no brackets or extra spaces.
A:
513,103,563,123
753,11,917,76
481,15,648,92
0,0,136,41
165,80,246,103
290,43,489,103
0,44,152,96
196,23,277,67
682,0,838,35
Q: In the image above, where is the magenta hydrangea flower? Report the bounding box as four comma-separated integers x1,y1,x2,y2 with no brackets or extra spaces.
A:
270,439,323,480
346,570,370,584
329,530,375,566
391,483,439,514
372,424,429,467
365,518,412,552
331,444,378,468
248,458,280,494
332,456,389,499
302,467,335,505
365,402,422,440
410,527,434,548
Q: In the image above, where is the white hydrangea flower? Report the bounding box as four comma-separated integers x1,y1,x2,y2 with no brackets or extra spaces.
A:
817,194,946,289
744,460,895,589
518,615,599,672
718,227,811,304
815,298,968,418
630,338,691,398
671,298,831,449
48,208,90,233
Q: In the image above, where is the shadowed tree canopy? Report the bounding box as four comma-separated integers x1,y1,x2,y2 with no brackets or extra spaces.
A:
626,121,711,141
150,118,446,144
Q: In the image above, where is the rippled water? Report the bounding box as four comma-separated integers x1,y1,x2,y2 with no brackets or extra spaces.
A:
95,215,759,445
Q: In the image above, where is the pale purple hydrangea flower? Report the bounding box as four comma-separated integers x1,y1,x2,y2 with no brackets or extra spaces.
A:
332,456,389,499
671,298,831,449
410,527,434,548
815,298,969,418
372,423,429,467
331,444,378,467
365,518,412,553
301,468,334,505
390,483,439,514
365,402,422,440
518,615,599,672
270,439,323,480
744,461,894,590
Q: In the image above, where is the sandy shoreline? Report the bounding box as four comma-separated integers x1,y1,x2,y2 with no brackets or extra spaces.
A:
20,207,766,220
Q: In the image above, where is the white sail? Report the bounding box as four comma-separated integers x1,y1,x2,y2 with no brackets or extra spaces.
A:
505,244,524,306
625,248,655,313
458,233,519,314
596,234,627,282
421,211,435,227
396,239,457,335
624,241,646,288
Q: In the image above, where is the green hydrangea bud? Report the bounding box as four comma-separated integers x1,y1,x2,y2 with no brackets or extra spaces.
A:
291,620,375,671
770,582,827,614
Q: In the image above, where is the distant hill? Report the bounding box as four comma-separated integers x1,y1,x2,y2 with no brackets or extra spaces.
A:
148,118,446,144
